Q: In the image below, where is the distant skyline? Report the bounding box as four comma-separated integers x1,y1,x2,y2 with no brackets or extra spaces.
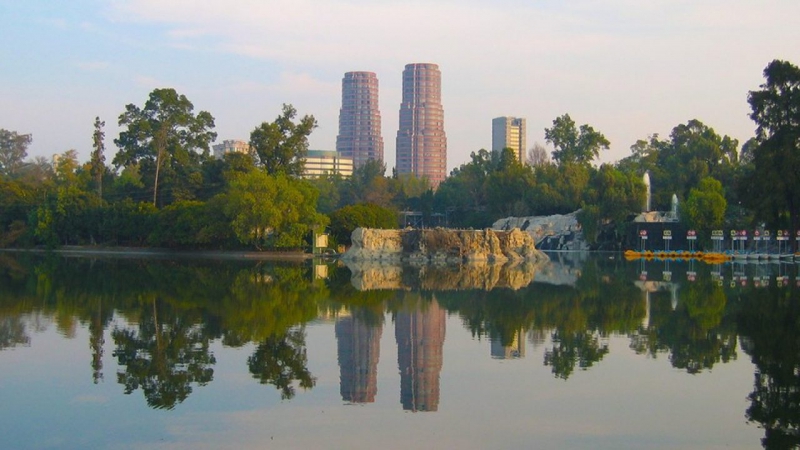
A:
2,0,799,174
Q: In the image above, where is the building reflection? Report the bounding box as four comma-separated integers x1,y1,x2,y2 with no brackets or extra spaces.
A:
395,299,446,412
491,328,526,359
335,313,382,403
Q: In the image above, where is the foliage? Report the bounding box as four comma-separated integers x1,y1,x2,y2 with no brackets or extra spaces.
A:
0,129,32,179
744,59,800,236
682,177,727,231
91,117,106,199
148,200,229,248
113,88,217,207
249,103,316,176
329,203,398,245
618,120,740,212
544,114,610,166
217,170,328,249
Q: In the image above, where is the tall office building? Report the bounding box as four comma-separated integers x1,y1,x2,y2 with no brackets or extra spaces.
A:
492,117,527,163
396,63,447,188
336,71,384,168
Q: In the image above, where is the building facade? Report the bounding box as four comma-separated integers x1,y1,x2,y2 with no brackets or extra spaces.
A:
336,71,384,168
212,139,251,159
302,150,354,178
492,117,527,163
396,63,447,188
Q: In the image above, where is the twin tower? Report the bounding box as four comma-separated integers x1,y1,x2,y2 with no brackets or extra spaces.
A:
335,63,447,187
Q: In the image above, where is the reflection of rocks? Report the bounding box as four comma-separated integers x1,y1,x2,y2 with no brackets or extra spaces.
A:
493,211,589,251
342,227,548,264
345,259,553,291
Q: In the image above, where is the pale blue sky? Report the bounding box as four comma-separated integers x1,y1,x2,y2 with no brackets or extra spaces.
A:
2,0,798,172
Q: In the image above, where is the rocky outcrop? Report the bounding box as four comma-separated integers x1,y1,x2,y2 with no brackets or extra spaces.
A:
342,227,548,264
492,211,589,251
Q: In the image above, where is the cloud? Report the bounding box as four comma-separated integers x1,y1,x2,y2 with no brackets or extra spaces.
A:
96,0,800,166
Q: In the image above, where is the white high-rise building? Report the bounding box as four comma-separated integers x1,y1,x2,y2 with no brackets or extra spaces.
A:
492,117,527,163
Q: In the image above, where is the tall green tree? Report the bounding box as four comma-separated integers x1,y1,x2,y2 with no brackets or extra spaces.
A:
544,114,610,166
250,104,316,176
746,59,800,238
91,116,106,199
113,88,217,207
216,170,328,249
682,177,727,231
0,129,32,179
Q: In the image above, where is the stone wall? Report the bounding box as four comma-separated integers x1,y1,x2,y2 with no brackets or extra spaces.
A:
342,227,548,264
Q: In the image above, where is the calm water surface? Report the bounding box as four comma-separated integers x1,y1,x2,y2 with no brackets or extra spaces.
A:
0,252,798,449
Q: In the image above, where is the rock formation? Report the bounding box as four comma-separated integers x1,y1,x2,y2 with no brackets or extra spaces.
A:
492,211,589,251
342,227,548,264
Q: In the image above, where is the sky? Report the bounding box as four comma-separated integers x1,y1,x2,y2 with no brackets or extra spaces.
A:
1,0,799,173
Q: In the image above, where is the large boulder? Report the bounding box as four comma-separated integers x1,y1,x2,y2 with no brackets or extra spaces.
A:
492,211,589,251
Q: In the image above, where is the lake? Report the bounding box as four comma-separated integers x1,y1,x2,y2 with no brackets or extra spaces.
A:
0,252,797,449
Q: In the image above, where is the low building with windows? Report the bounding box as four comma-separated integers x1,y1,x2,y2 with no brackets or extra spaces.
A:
212,139,251,159
303,150,354,178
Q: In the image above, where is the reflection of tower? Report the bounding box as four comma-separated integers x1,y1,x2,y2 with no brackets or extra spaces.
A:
395,300,446,412
335,314,382,403
490,329,526,359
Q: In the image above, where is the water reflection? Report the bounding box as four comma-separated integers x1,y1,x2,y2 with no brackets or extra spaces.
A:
0,252,798,448
335,310,382,403
395,296,446,412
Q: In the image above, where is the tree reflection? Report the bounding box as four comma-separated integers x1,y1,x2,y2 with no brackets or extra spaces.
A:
0,316,30,349
630,278,737,374
112,297,215,410
738,286,800,449
544,330,609,379
247,327,315,400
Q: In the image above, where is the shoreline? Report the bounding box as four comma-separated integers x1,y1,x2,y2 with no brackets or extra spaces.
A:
0,246,315,261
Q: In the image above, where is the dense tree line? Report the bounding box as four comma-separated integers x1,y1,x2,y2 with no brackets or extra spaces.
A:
1,60,799,250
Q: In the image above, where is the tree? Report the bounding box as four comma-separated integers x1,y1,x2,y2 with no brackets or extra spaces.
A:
329,203,398,245
682,177,727,231
91,117,106,199
544,114,609,166
0,129,32,179
113,88,217,207
747,59,800,239
527,142,550,166
250,104,316,176
216,170,328,249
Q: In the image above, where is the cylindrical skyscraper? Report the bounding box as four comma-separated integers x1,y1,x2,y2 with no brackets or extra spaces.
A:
396,63,447,188
336,71,384,168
